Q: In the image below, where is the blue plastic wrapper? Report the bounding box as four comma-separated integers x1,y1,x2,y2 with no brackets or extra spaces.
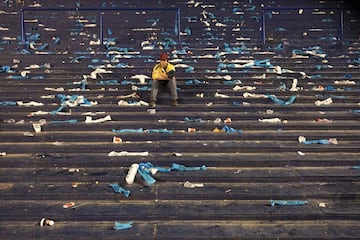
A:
270,199,308,207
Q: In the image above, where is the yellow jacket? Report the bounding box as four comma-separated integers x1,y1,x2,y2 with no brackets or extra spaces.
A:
152,62,175,80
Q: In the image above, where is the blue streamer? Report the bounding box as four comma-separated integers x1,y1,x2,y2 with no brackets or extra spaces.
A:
109,183,130,197
138,163,156,185
270,200,308,207
266,94,296,105
112,128,144,133
113,221,133,230
222,125,243,133
171,163,207,171
301,139,330,145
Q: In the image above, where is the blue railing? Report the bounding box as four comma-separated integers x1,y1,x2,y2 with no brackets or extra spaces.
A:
261,7,343,46
20,7,181,45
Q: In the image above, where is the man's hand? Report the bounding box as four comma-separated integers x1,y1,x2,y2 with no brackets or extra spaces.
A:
156,72,169,80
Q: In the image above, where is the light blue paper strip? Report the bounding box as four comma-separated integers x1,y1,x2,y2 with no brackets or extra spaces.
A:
0,101,17,106
112,128,144,133
350,166,360,170
222,125,243,133
138,163,156,185
301,139,330,145
171,163,207,171
109,183,130,197
113,221,133,230
270,200,308,207
49,119,77,124
266,94,296,105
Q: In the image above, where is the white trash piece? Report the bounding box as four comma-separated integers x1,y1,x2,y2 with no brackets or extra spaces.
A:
32,123,42,133
125,163,139,184
40,218,54,226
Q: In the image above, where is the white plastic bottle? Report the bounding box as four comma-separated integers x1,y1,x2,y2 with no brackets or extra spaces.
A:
125,163,139,184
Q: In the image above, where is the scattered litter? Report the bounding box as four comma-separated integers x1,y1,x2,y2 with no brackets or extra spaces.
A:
184,117,204,123
17,101,44,106
288,78,299,92
233,85,256,91
316,118,333,123
40,218,54,226
315,97,333,106
213,118,222,124
112,136,122,143
270,199,308,207
68,168,80,173
23,132,34,137
130,74,150,84
222,125,243,133
44,87,65,92
171,163,207,171
109,183,130,197
147,108,156,114
258,118,282,123
125,163,139,184
62,202,76,209
206,102,213,106
85,115,112,123
108,151,149,157
183,181,204,188
112,128,143,133
243,92,267,98
215,92,230,98
266,94,297,105
117,100,149,106
350,166,360,170
188,128,196,132
297,151,306,156
298,136,338,144
145,128,173,133
137,162,157,185
113,221,133,230
117,92,140,99
319,202,326,208
50,119,77,124
334,80,356,85
171,152,183,157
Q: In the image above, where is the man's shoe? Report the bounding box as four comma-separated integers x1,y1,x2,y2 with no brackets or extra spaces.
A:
172,99,178,106
149,100,156,107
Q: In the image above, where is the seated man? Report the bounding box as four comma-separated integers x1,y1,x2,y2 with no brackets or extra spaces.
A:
149,53,178,107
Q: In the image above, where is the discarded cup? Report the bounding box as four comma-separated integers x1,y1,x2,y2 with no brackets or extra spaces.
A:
188,128,196,132
40,218,54,226
32,123,42,133
147,109,156,114
113,136,122,143
63,202,75,209
213,118,222,124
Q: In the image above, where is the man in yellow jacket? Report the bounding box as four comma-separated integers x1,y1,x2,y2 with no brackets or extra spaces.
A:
149,53,178,107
